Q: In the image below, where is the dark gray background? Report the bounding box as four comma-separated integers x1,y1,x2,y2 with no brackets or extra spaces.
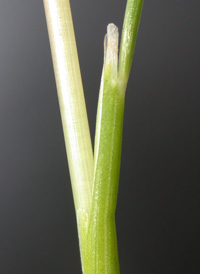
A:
0,1,199,273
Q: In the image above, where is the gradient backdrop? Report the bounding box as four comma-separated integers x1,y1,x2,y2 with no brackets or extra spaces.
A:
0,1,199,273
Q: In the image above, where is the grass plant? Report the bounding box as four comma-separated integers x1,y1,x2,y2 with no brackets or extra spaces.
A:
43,0,143,272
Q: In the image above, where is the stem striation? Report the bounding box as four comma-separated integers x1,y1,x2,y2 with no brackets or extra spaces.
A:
43,0,94,262
84,0,144,271
43,0,144,273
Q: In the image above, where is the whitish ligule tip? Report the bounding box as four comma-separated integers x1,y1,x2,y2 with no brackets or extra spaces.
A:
107,23,118,39
104,23,119,77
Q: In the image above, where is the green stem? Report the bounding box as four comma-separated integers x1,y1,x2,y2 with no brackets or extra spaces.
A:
44,0,143,273
119,0,144,87
87,82,124,273
83,0,144,272
85,24,122,273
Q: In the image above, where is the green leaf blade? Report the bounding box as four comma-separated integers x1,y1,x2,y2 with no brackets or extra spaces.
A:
119,0,144,85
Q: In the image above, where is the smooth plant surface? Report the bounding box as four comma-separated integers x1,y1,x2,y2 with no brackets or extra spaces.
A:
43,0,143,272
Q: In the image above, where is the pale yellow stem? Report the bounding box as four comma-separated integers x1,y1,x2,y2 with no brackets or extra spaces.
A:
43,0,93,216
